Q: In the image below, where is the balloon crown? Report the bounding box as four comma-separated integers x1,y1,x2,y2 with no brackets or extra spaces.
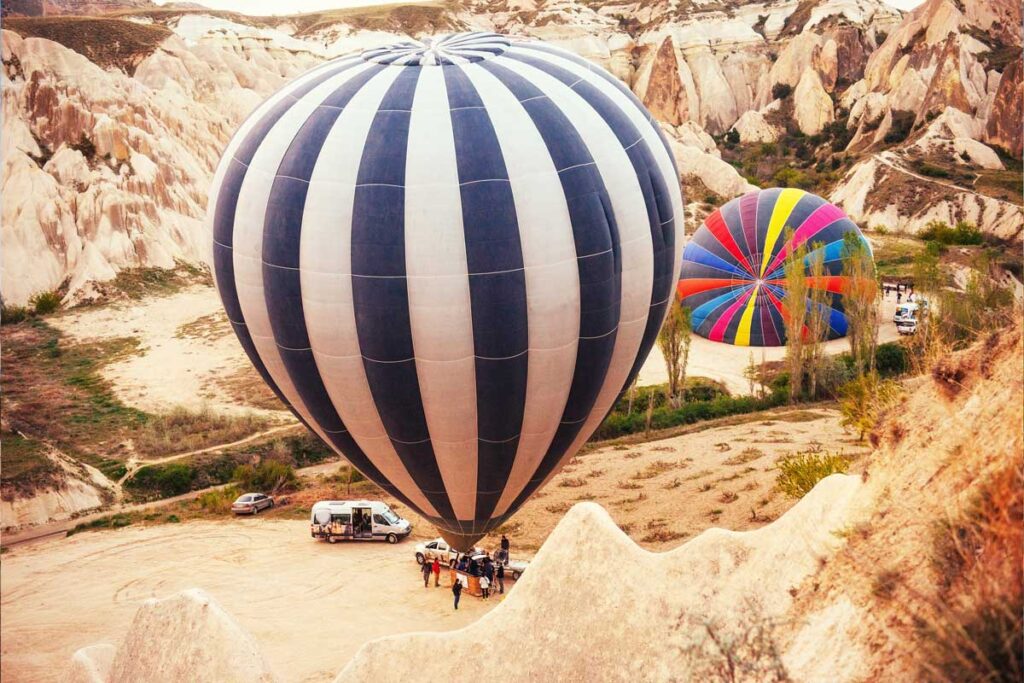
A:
360,32,511,66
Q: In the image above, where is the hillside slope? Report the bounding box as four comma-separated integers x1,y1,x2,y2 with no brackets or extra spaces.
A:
1,0,1020,305
338,324,1022,681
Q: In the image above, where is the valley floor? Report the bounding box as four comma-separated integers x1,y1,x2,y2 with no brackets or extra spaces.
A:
0,519,493,683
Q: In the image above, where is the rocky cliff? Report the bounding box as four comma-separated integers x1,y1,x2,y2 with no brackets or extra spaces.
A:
1,0,1021,305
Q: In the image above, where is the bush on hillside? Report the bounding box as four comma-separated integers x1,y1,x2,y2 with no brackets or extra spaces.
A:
1,303,28,325
126,463,195,498
233,460,297,493
197,486,241,514
918,220,984,246
776,449,849,498
875,342,910,377
29,290,61,315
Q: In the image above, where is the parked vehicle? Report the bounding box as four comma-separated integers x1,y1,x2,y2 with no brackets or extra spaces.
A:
414,539,530,580
893,301,926,324
414,538,476,567
896,319,918,335
231,492,274,515
310,500,411,544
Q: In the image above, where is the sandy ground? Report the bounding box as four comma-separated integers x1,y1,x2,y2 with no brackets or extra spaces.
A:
0,406,865,683
0,519,495,683
54,285,903,410
476,405,867,553
52,287,287,419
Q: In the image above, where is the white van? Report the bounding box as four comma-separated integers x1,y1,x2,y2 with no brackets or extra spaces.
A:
310,500,411,544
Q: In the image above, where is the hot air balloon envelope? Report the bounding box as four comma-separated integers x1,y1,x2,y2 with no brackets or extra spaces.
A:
677,188,870,347
209,32,685,549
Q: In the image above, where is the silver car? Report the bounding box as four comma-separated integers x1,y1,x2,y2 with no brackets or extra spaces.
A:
231,492,274,515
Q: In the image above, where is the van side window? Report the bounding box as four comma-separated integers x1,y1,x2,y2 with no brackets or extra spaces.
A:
340,514,351,524
373,514,387,525
426,542,437,549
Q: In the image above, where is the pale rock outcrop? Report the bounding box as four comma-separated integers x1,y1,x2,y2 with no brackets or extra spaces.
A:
951,138,1004,169
831,154,1023,240
793,69,834,134
731,109,779,143
336,475,863,680
63,645,116,683
105,589,278,683
1,25,321,305
666,130,757,200
674,120,718,156
632,36,698,127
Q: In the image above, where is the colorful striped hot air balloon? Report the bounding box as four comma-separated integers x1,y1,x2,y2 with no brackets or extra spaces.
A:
677,188,870,346
209,32,684,549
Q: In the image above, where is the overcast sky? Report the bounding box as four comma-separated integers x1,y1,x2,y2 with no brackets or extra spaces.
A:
157,0,926,17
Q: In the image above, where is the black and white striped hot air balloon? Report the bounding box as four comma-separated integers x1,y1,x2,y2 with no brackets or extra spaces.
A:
209,32,685,549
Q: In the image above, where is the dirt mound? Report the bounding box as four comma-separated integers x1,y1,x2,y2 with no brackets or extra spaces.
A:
64,589,278,683
337,475,864,682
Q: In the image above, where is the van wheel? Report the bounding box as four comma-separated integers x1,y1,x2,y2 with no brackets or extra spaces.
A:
328,536,337,544
415,553,425,565
511,571,521,581
386,533,398,544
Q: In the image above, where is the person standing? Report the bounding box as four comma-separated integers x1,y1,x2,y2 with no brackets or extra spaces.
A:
496,562,505,594
452,576,463,610
500,534,510,563
480,574,490,599
421,558,432,588
432,557,441,587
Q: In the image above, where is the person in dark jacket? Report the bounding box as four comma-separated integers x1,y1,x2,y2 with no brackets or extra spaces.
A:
421,558,433,587
483,559,494,582
500,534,510,562
452,578,463,610
496,562,505,594
468,558,479,576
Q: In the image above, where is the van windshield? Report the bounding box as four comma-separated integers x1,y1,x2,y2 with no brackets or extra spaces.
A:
382,510,400,524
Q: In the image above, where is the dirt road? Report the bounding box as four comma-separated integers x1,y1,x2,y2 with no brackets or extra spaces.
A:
0,519,496,683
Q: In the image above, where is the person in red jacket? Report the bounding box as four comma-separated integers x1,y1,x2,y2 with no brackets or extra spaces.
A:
432,557,441,587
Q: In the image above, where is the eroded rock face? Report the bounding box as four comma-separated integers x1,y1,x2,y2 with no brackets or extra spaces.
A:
731,109,780,143
1,27,318,305
794,69,835,134
985,58,1023,158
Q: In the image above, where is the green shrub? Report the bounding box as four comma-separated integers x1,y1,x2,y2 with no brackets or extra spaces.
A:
197,485,240,514
233,460,297,493
772,167,812,189
1,303,28,325
918,220,984,246
596,392,784,440
128,462,195,498
29,290,61,315
916,162,950,179
875,342,909,377
776,450,849,498
166,514,180,523
884,110,915,144
771,83,792,100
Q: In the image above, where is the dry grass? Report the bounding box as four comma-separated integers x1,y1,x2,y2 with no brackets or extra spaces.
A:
719,491,739,504
684,469,713,481
641,528,688,543
916,463,1023,682
174,312,232,341
557,477,586,488
545,502,572,514
134,406,269,458
631,459,683,480
663,478,683,490
215,365,286,411
724,447,766,466
617,480,643,490
699,482,714,492
586,469,605,478
623,451,643,459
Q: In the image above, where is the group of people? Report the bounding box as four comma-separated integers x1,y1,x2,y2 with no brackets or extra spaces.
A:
883,282,916,303
420,535,513,611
